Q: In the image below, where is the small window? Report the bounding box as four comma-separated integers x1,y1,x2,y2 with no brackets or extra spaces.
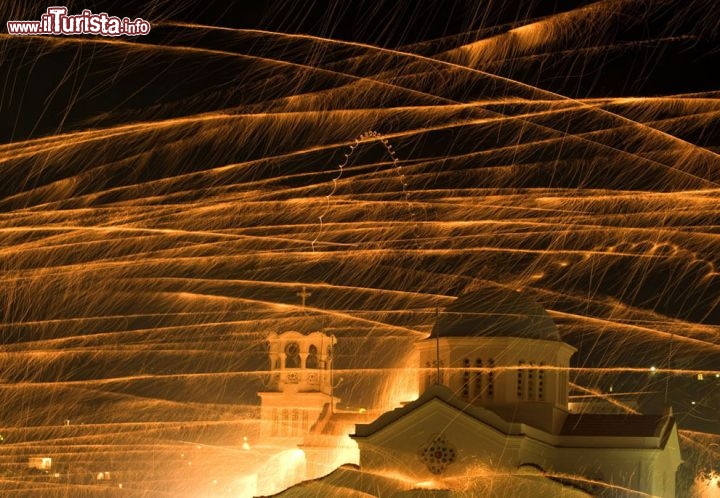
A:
281,409,288,436
462,358,470,400
528,362,535,400
475,359,483,398
517,361,525,399
272,409,279,436
292,409,300,436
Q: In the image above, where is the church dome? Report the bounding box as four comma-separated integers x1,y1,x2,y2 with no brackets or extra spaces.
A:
430,286,561,341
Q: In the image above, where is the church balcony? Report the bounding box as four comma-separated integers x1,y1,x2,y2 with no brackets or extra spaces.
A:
306,372,320,385
278,370,324,388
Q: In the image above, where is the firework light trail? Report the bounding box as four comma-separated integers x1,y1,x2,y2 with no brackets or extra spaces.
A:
0,0,719,496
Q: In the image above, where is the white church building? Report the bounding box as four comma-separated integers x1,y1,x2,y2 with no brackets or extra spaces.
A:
255,285,682,497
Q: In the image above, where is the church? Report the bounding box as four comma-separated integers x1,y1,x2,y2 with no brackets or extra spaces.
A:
253,285,682,497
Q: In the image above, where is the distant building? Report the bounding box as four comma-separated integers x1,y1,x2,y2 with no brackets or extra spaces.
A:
259,286,682,497
28,457,52,471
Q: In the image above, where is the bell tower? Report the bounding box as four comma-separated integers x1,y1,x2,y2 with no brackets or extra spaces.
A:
258,328,337,440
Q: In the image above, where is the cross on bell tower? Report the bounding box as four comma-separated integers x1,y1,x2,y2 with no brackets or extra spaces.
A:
297,286,312,309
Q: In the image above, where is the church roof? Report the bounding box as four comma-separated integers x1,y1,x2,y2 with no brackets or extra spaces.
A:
430,285,561,341
353,385,677,449
560,413,673,439
306,403,375,437
270,463,592,497
352,384,515,439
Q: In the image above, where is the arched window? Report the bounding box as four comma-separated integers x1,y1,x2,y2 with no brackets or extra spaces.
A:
306,344,319,369
474,359,483,399
487,359,495,399
462,358,470,400
285,342,300,369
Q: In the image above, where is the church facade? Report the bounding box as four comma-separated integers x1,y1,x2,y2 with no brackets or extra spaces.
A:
258,286,682,497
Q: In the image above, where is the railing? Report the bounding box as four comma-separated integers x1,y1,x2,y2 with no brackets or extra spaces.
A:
278,370,322,385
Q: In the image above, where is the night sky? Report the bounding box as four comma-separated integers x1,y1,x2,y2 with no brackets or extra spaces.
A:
2,0,718,142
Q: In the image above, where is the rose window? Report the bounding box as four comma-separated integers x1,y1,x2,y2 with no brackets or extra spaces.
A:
418,434,457,474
